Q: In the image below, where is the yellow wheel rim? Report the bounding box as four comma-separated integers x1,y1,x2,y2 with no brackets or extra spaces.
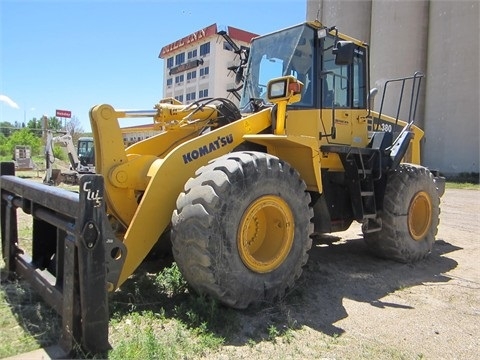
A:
238,195,294,273
408,191,433,241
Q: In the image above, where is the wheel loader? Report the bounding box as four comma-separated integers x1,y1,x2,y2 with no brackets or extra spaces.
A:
0,20,444,353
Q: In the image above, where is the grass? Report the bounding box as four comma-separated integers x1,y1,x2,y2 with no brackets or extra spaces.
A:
106,262,237,359
0,261,235,359
1,253,316,359
109,310,224,360
445,182,479,190
0,277,61,359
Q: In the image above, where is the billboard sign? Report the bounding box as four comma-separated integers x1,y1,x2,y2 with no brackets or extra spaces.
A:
56,109,71,118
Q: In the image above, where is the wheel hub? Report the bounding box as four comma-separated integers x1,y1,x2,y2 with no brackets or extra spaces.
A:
238,195,294,273
408,191,433,241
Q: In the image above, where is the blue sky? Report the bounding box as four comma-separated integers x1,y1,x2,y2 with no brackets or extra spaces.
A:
0,0,307,132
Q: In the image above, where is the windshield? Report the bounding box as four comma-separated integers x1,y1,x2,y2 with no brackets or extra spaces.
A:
239,24,315,110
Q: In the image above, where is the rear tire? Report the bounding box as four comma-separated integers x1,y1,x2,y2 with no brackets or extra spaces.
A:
172,152,313,309
364,163,440,262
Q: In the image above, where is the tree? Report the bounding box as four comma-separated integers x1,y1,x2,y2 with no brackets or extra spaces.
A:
27,116,62,133
26,117,43,133
48,116,63,131
2,128,42,157
0,121,14,136
66,115,85,143
0,133,8,156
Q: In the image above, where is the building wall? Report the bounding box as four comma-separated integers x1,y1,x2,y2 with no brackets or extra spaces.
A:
160,24,256,106
306,0,371,42
370,0,429,127
423,0,479,175
307,0,479,176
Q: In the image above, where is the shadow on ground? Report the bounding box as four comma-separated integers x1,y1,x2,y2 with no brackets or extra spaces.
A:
108,231,460,346
1,231,460,357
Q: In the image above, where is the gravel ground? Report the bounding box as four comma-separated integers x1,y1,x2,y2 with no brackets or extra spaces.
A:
2,186,479,359
208,188,480,359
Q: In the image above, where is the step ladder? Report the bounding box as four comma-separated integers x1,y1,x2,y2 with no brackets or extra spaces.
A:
321,145,383,233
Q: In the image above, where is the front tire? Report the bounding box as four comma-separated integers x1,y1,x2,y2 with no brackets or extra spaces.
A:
364,163,440,262
171,152,313,309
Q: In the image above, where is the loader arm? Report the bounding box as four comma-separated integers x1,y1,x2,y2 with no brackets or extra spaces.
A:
90,104,272,288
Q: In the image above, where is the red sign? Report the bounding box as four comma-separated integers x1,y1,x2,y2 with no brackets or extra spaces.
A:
159,24,218,58
56,109,71,118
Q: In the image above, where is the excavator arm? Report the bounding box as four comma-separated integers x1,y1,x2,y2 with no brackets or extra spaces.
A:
53,134,81,169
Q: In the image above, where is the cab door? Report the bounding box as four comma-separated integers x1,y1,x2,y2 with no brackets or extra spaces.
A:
320,35,369,147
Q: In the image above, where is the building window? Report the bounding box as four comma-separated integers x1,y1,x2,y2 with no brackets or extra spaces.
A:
187,49,197,59
175,52,185,65
166,78,173,86
199,66,209,77
175,94,184,102
186,71,196,80
199,89,209,98
223,41,234,51
186,92,196,101
200,42,210,56
167,57,174,68
175,74,184,84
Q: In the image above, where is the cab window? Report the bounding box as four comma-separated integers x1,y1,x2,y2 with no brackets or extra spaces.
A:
322,36,366,109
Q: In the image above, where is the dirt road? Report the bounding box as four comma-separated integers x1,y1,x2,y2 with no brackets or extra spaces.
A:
2,185,478,359
212,188,480,359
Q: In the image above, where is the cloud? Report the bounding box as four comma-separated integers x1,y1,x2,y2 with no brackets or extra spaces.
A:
0,95,20,109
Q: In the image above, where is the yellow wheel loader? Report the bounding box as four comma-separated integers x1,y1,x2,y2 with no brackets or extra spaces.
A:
0,20,444,353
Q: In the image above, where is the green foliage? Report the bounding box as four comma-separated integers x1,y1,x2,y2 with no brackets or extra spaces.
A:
26,116,62,134
445,182,480,190
109,311,223,360
52,145,67,161
447,172,479,184
267,324,280,342
155,262,188,296
48,117,63,131
0,128,42,157
0,121,15,136
0,280,60,359
26,118,43,132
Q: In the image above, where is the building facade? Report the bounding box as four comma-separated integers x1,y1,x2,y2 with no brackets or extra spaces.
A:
159,24,258,105
307,0,479,177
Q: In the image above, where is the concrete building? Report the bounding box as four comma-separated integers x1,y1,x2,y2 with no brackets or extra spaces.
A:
159,24,258,105
307,0,479,177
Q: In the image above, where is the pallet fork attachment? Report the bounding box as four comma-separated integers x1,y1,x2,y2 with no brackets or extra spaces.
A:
0,162,126,355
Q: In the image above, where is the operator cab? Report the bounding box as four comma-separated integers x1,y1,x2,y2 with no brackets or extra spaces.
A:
77,137,95,166
239,21,369,147
239,21,367,112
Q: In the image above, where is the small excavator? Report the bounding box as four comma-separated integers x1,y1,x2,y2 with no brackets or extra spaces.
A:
43,131,95,185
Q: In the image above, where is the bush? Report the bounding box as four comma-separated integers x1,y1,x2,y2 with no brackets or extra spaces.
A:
0,129,42,157
447,172,479,184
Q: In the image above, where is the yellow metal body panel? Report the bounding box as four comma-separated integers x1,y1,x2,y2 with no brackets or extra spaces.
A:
370,110,424,164
90,104,271,287
243,133,323,192
245,107,424,193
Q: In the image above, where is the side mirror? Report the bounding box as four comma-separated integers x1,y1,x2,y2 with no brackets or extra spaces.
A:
333,41,355,66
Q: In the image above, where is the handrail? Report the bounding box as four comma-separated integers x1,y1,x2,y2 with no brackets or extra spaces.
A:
377,72,424,129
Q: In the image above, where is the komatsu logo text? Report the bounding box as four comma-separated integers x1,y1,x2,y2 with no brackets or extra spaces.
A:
182,134,234,164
